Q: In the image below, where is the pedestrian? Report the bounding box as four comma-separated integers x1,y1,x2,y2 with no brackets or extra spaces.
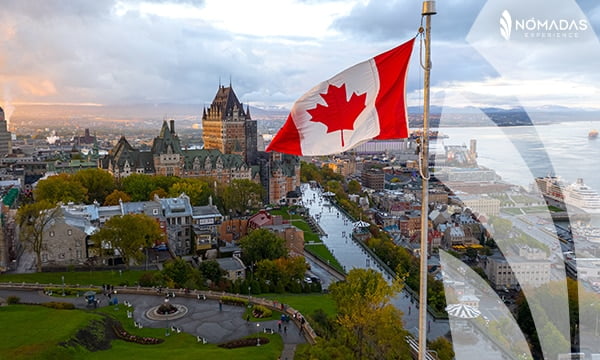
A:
219,299,223,312
283,325,287,334
278,320,282,332
247,314,250,324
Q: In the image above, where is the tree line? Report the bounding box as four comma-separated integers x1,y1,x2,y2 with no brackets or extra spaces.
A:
27,168,264,215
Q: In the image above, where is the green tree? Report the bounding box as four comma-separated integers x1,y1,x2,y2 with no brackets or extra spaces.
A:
121,174,158,201
429,337,455,360
347,179,362,195
326,180,345,198
104,190,132,206
72,168,115,204
17,201,62,272
162,258,204,289
34,174,87,204
239,228,287,265
300,162,323,184
91,213,164,267
198,260,224,284
465,247,478,261
255,256,308,292
222,179,264,216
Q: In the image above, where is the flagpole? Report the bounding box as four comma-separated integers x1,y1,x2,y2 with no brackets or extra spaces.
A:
418,2,436,360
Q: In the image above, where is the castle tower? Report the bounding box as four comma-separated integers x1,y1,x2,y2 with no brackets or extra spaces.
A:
202,85,257,165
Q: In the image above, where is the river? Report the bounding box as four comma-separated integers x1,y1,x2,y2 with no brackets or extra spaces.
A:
435,121,600,192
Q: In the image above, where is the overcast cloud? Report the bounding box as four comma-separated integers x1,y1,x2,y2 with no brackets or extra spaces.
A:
1,0,599,111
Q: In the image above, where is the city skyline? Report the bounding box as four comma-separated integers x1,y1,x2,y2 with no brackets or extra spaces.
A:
1,0,600,120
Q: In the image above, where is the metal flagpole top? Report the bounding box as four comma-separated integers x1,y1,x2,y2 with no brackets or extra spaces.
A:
422,1,437,16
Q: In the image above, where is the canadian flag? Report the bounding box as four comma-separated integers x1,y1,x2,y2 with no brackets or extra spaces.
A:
266,38,415,156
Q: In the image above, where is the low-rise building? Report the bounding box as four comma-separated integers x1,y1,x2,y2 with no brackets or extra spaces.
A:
192,200,223,251
216,256,246,281
41,210,97,267
483,246,551,289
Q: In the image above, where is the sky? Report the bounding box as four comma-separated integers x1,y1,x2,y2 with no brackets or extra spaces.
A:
1,0,600,116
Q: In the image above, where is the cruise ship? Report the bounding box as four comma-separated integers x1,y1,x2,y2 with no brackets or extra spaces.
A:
563,178,600,214
535,176,600,214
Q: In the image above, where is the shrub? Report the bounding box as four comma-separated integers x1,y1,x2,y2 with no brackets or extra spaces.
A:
43,287,97,297
42,302,75,310
218,337,270,349
6,296,20,304
112,322,163,345
138,272,156,287
220,296,248,307
252,304,272,318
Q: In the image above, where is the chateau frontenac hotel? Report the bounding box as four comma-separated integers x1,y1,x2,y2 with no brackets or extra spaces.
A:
100,85,300,205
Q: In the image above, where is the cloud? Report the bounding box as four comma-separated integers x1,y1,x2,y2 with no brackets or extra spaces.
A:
332,0,484,42
0,0,599,110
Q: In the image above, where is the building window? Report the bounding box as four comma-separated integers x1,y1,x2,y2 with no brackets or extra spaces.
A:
153,208,159,215
49,231,55,237
76,250,82,259
67,229,72,236
42,253,48,262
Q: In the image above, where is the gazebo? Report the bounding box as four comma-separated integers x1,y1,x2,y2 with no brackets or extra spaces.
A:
352,220,372,241
445,303,481,319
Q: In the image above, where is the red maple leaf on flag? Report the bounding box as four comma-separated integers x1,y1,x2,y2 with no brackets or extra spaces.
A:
308,83,367,147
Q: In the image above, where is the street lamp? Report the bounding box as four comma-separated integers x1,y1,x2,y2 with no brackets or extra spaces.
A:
256,323,260,346
165,298,171,336
62,276,65,296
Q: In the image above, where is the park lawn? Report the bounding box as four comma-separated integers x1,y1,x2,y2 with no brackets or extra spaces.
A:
0,269,150,287
84,332,283,360
302,231,321,243
261,293,337,318
269,208,303,220
304,244,344,274
0,304,284,360
0,304,99,360
91,304,283,360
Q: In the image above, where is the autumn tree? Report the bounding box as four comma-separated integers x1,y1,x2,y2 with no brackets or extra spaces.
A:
149,188,168,200
34,173,87,204
239,228,287,265
104,190,132,206
72,168,115,204
91,213,164,267
169,178,212,206
428,337,455,360
17,200,62,272
329,268,411,360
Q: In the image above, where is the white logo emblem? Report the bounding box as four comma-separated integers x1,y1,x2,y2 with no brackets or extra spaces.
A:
500,10,512,40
